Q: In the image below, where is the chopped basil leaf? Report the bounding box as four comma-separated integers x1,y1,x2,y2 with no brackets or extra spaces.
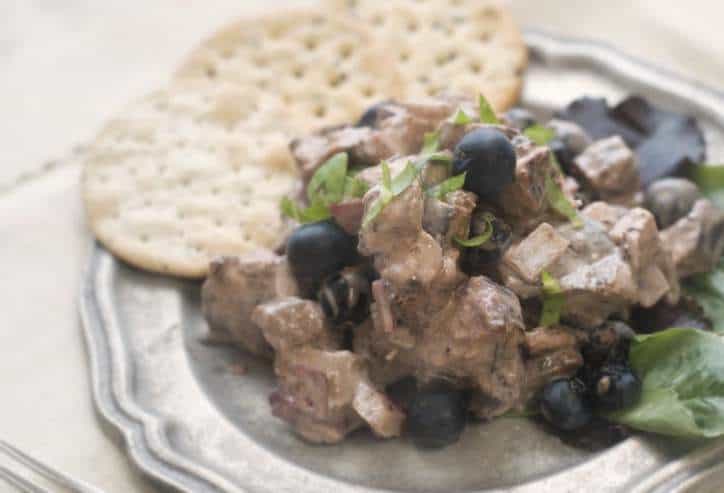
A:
455,211,494,247
524,124,556,146
426,172,467,198
691,164,724,208
606,328,724,438
540,270,564,326
449,108,474,126
280,197,331,223
478,93,499,124
381,160,393,192
422,131,441,154
306,152,348,205
545,172,583,228
343,175,369,198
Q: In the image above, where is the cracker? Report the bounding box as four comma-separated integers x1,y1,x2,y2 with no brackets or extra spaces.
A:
326,0,528,111
174,9,404,129
84,9,403,278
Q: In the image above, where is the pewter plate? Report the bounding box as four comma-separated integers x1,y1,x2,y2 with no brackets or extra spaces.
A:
80,31,724,493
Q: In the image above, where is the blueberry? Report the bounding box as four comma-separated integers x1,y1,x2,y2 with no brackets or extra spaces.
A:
540,378,593,431
407,382,468,449
286,220,357,294
593,364,642,411
644,178,701,229
318,268,371,325
452,128,516,200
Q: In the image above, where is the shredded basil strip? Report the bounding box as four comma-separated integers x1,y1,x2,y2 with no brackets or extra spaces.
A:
478,93,499,124
545,173,582,228
281,152,368,223
449,107,474,126
306,152,348,204
524,124,556,146
422,131,441,154
540,270,564,326
454,212,494,247
426,172,466,199
691,163,724,208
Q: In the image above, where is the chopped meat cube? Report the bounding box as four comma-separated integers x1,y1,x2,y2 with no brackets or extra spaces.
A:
271,348,402,443
522,326,585,402
501,223,570,284
661,198,724,277
499,143,552,219
352,380,406,438
637,265,671,308
291,100,457,182
573,136,640,204
558,253,638,328
251,297,341,353
201,252,298,357
609,208,660,275
583,201,628,232
329,199,365,236
525,326,587,357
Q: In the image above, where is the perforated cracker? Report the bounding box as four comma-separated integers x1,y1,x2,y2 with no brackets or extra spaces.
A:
326,0,528,111
83,9,403,278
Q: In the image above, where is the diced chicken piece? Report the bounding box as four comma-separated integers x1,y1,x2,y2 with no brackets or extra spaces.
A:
523,326,586,403
270,348,403,443
359,180,443,286
524,348,584,401
251,297,340,354
290,126,381,182
291,100,457,182
501,223,570,284
437,121,519,151
525,326,587,357
573,136,640,204
201,252,298,357
419,277,527,419
352,380,406,438
329,199,365,236
609,208,660,275
583,201,628,232
558,253,638,328
499,142,552,219
661,198,724,277
605,206,681,307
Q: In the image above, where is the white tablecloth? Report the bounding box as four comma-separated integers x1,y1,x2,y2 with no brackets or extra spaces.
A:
1,1,722,491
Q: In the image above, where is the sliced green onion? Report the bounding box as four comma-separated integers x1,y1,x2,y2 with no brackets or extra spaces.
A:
455,212,494,247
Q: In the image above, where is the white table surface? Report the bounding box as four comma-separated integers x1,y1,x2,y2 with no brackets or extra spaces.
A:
1,1,723,492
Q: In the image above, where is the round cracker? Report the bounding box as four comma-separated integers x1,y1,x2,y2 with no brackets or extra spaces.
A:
326,0,528,111
174,9,404,129
84,9,403,279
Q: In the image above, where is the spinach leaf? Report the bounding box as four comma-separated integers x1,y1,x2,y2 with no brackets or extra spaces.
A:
606,328,724,438
682,261,724,334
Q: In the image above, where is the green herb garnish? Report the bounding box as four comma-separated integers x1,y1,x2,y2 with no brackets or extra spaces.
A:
281,152,367,223
454,211,494,247
691,164,724,208
478,93,499,124
422,131,441,154
539,270,564,326
606,328,724,438
426,172,467,199
449,108,474,126
545,173,583,228
524,124,556,146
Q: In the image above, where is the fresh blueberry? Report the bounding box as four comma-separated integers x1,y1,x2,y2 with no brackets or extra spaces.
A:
540,378,593,431
286,220,357,294
452,128,516,200
407,382,468,449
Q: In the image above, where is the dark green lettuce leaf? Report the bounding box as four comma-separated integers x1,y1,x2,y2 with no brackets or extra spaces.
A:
682,262,724,334
606,328,724,438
